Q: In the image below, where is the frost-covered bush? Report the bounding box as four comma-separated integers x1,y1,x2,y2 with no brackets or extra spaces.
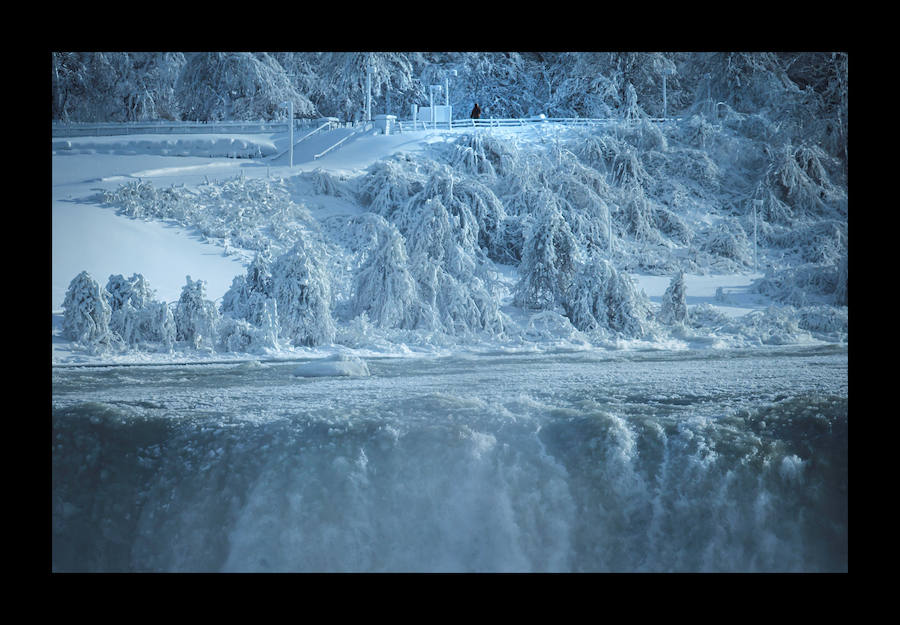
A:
61,271,117,352
515,202,580,310
687,302,731,330
103,180,193,222
766,142,846,218
356,155,426,220
298,168,351,197
755,263,843,307
723,306,810,346
658,271,688,326
174,276,220,350
562,256,652,337
103,175,316,257
702,218,752,266
271,238,336,346
797,305,848,338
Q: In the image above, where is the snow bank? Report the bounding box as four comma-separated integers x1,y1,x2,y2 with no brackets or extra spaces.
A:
52,134,278,159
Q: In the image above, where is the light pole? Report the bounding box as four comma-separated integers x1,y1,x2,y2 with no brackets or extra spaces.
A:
282,100,294,168
366,59,374,123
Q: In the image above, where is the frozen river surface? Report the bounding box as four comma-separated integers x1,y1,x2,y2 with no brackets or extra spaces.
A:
51,345,848,572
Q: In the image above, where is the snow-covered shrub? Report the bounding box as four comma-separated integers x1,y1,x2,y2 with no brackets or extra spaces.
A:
658,271,688,326
271,238,336,346
724,306,809,346
755,263,843,307
356,155,426,220
514,202,581,310
768,142,846,217
797,305,848,339
145,301,177,352
61,271,117,352
174,276,220,350
687,303,731,330
299,168,350,197
702,218,752,266
652,205,692,245
103,180,193,222
562,256,653,337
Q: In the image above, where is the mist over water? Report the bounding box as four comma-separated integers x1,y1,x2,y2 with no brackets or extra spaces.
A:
51,345,847,572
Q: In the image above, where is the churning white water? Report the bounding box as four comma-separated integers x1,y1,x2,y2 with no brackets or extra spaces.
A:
51,345,848,572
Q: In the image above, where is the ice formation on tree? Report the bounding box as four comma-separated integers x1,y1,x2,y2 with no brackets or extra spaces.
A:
350,215,424,330
514,201,580,311
105,273,175,351
658,271,688,326
62,271,115,352
174,276,220,350
562,256,652,336
270,237,336,346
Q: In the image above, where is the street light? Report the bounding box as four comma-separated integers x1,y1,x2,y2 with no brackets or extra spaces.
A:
282,100,293,168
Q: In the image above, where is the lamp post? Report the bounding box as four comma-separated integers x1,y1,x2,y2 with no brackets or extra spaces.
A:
282,100,294,168
366,59,374,123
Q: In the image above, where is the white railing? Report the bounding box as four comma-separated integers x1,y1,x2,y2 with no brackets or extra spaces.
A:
396,116,683,132
314,123,373,160
50,118,326,138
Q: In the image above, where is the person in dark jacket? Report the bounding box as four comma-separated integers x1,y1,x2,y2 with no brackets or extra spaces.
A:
470,103,482,119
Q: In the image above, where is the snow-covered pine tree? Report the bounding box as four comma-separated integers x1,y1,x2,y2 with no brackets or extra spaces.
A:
174,275,220,350
514,198,580,311
271,238,336,347
61,271,117,352
351,216,425,330
658,271,688,326
562,256,653,337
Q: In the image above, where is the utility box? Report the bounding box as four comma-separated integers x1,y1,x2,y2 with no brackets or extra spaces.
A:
374,114,397,135
416,105,452,125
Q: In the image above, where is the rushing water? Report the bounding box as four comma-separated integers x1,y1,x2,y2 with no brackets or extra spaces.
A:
51,345,848,572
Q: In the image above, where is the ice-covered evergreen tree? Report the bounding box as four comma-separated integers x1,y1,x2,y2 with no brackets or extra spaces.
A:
271,238,336,346
61,271,117,352
658,271,688,326
174,276,220,350
514,199,581,311
351,216,425,330
562,257,653,337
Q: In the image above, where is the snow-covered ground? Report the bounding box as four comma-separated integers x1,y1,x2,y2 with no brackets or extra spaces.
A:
51,125,836,366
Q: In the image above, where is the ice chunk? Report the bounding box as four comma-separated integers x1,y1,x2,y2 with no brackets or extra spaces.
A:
292,354,370,378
